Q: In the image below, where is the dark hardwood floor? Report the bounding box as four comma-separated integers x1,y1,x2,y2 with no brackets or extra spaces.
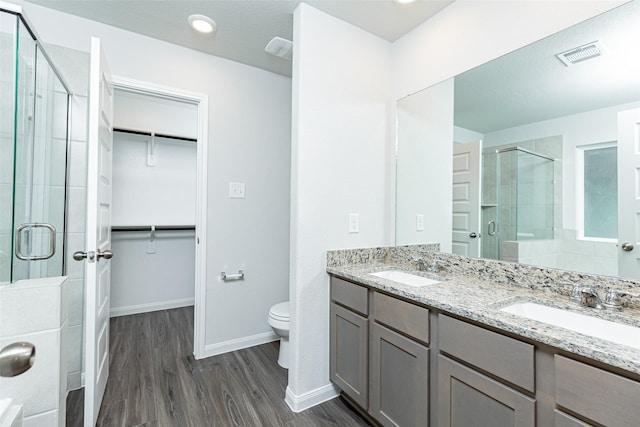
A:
67,307,370,427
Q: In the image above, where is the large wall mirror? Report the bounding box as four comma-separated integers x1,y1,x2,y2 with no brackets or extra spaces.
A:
396,0,640,280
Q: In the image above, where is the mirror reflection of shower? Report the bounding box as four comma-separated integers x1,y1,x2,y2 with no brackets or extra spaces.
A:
481,146,555,261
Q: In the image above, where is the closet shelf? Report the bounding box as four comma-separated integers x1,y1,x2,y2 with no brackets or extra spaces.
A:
111,225,195,232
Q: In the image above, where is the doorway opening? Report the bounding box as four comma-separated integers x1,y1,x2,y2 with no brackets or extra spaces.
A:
112,77,209,358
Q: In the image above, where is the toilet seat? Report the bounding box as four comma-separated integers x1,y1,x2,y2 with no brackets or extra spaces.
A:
269,302,290,322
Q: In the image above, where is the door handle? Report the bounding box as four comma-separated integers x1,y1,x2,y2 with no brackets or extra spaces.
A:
73,249,112,262
97,249,113,260
73,251,92,261
621,243,634,252
0,342,35,377
469,232,478,238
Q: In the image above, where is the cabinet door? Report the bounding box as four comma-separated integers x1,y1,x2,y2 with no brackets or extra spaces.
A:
438,355,535,427
330,302,368,408
370,323,429,427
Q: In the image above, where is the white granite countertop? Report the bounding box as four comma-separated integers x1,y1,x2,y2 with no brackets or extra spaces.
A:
327,262,640,377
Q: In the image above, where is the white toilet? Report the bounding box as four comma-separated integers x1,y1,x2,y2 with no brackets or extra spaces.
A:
268,301,290,369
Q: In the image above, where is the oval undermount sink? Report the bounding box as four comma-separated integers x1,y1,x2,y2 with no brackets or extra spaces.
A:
370,270,441,287
500,302,640,350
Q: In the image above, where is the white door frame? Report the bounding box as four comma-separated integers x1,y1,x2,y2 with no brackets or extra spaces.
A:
112,76,209,358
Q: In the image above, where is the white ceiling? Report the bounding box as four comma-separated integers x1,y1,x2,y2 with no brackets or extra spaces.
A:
26,0,454,77
454,0,640,134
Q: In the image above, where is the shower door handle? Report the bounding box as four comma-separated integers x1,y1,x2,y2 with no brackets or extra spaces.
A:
14,223,56,260
487,221,497,236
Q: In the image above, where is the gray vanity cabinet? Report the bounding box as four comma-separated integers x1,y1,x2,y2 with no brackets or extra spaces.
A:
437,315,536,427
554,355,640,427
369,292,430,427
330,277,369,409
330,273,640,427
438,355,535,427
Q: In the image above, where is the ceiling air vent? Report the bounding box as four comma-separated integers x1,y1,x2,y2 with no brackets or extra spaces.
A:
556,41,606,66
265,37,293,60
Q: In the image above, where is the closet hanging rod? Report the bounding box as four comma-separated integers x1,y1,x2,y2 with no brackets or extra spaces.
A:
113,127,197,143
111,225,195,232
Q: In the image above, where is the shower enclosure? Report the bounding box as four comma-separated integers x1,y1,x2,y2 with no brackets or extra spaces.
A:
481,147,554,260
1,3,71,284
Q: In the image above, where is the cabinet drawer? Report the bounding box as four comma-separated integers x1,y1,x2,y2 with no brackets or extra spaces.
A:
555,355,640,426
373,292,429,344
331,276,368,316
554,410,593,427
438,315,535,392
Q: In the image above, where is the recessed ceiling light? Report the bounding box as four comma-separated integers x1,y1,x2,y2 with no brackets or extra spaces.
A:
188,14,217,34
393,0,416,4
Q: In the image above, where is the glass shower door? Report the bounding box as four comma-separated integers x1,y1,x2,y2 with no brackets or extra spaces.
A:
6,15,69,282
0,11,18,284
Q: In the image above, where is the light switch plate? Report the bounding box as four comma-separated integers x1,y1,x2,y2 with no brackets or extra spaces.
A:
229,182,245,198
349,213,359,233
416,214,425,231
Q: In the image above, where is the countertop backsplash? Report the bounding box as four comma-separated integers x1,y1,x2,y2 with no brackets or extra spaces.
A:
327,245,640,310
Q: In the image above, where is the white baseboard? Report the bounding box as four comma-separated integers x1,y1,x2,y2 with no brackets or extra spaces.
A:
285,383,339,413
200,331,278,359
110,298,194,317
67,371,82,391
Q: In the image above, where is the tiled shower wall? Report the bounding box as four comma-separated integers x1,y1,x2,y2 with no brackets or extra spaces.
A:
47,44,89,390
504,229,618,277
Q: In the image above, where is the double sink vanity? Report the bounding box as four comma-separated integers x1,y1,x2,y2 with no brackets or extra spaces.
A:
327,246,640,427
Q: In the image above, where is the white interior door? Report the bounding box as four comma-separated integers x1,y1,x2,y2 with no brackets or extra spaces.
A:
618,108,640,279
452,140,482,257
83,37,114,426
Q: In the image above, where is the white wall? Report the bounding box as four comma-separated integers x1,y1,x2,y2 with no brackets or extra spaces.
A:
289,3,391,410
396,80,454,247
110,231,195,315
114,90,197,139
16,0,291,366
111,135,196,227
392,1,626,100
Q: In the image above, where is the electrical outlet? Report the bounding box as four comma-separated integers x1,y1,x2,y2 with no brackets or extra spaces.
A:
349,213,359,233
416,214,425,231
229,182,245,198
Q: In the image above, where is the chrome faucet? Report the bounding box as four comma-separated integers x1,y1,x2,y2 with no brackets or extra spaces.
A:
412,257,428,270
413,257,440,273
572,286,604,310
603,289,640,310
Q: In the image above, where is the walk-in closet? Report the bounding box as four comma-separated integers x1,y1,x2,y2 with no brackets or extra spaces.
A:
110,89,198,316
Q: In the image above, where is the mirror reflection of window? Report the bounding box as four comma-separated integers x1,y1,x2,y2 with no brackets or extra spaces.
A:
582,144,617,240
